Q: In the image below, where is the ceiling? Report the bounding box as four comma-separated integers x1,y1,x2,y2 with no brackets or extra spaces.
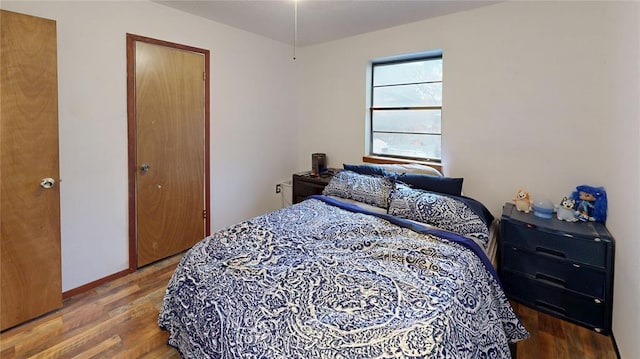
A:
153,1,499,47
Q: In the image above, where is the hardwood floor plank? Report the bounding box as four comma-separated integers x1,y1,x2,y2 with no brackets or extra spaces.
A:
138,345,181,359
9,317,65,358
26,303,156,359
0,315,63,350
511,303,540,359
109,327,171,359
60,302,108,332
537,332,557,358
0,346,15,358
538,309,566,340
96,284,142,308
511,301,617,359
0,254,617,358
69,335,122,359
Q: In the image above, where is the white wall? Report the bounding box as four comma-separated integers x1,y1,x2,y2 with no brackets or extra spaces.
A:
1,1,297,291
295,1,639,358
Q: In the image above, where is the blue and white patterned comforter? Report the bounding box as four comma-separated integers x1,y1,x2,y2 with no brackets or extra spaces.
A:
159,197,528,358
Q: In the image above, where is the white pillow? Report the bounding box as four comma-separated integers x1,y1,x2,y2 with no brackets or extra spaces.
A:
378,163,442,177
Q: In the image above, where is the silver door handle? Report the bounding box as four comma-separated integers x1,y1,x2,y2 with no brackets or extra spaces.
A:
140,163,151,172
40,178,55,189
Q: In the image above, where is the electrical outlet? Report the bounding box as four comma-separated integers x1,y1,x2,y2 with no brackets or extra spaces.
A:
275,184,282,194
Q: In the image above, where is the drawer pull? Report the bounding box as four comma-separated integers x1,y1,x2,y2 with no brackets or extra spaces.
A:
535,246,566,258
594,298,602,304
535,300,567,316
525,223,537,229
535,273,567,288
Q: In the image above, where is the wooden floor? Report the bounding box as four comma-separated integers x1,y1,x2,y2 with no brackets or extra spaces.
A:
0,254,618,359
511,301,617,359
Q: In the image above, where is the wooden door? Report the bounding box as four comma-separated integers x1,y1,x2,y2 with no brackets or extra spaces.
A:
0,10,62,331
127,36,210,268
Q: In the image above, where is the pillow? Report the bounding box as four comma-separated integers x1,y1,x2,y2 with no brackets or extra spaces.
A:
395,173,463,196
388,186,490,248
453,194,495,226
323,170,394,208
344,163,443,177
379,163,442,177
342,164,388,177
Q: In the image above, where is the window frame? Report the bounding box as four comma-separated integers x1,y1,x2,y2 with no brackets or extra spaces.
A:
369,50,443,163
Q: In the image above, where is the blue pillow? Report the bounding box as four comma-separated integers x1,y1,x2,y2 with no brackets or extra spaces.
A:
396,173,463,196
342,164,388,177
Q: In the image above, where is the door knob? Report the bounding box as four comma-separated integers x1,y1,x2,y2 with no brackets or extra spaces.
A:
140,163,151,172
40,178,55,189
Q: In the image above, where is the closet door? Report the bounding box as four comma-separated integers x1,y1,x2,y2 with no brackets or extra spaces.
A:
127,34,210,269
0,10,62,331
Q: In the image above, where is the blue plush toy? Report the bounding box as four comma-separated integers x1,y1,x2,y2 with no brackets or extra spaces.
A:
571,185,607,223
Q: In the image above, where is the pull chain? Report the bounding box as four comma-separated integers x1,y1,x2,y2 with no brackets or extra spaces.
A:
293,0,297,60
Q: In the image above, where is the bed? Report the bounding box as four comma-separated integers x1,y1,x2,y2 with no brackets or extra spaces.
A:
158,166,529,358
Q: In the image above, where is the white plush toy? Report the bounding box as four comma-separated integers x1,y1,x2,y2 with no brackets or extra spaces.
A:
556,196,578,222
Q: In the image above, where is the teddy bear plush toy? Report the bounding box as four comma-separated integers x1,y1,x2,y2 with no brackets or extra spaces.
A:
513,189,532,213
556,196,578,222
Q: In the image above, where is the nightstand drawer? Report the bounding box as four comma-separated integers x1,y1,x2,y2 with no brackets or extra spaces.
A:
502,246,606,298
502,221,607,268
292,171,336,204
502,271,607,333
295,181,325,197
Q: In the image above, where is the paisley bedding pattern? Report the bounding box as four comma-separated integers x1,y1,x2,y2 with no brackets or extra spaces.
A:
159,197,528,358
388,186,491,249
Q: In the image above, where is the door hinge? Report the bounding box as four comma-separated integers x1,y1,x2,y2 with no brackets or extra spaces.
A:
203,72,206,81
203,209,207,219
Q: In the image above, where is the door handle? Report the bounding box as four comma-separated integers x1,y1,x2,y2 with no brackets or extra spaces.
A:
140,163,151,173
40,178,55,189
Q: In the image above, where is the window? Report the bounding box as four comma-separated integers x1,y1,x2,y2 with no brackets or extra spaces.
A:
370,51,443,162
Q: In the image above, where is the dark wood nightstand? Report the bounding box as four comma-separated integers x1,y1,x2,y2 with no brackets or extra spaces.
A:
499,202,615,334
292,170,337,204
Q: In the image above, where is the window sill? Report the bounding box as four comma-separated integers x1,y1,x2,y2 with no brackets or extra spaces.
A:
362,155,443,174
